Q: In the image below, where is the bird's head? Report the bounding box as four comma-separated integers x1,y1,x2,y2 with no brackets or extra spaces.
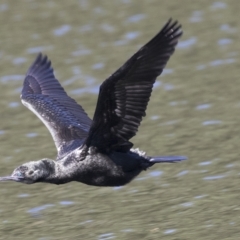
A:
0,159,54,184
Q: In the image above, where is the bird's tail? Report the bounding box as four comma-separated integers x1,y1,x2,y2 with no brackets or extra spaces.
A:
148,156,187,164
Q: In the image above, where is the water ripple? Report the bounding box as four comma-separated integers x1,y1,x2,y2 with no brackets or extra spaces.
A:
26,133,38,138
189,11,203,23
209,58,235,66
203,175,226,180
27,46,53,54
0,130,5,135
124,31,140,40
59,201,74,206
150,115,160,120
177,37,197,49
70,85,100,95
198,161,212,166
149,170,163,177
194,195,208,199
92,62,105,70
210,2,227,10
181,202,193,207
18,193,30,198
176,170,189,177
196,104,212,110
101,23,115,33
53,25,71,36
98,233,115,240
1,75,24,83
202,120,222,126
8,102,20,108
72,48,92,56
164,229,177,234
0,3,8,12
218,38,232,46
126,14,146,23
27,204,55,216
12,57,27,65
220,24,236,33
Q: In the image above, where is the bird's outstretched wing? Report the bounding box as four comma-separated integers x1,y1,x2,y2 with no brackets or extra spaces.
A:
84,19,182,153
21,54,92,158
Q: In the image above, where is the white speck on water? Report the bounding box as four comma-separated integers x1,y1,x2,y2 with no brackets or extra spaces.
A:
1,75,24,83
59,201,74,206
101,23,115,33
150,115,160,120
225,164,234,168
210,2,227,10
163,83,174,91
202,120,222,126
164,229,177,234
72,48,92,56
79,24,92,33
160,120,179,126
162,68,173,76
27,46,53,54
220,24,236,33
195,195,208,199
0,130,5,135
196,104,212,110
153,80,161,88
203,175,226,180
149,171,163,177
127,14,146,23
26,133,38,138
18,194,30,198
218,38,232,46
92,62,105,70
121,229,134,232
12,57,27,65
124,31,140,40
53,25,71,36
176,170,189,177
199,161,212,166
98,233,115,240
181,202,193,207
8,102,20,108
169,101,179,106
205,224,214,228
27,204,55,215
0,4,8,12
31,33,40,40
79,220,93,225
135,176,148,181
196,64,206,70
189,11,203,22
72,66,81,75
70,85,100,95
177,37,197,49
113,186,123,190
209,58,235,66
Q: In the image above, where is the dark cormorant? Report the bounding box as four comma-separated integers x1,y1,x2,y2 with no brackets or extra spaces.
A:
0,19,186,186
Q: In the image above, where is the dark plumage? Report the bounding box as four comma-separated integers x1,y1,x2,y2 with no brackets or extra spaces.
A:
0,19,186,186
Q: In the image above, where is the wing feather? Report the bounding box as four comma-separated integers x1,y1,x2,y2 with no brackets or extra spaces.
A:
21,54,92,158
84,19,182,153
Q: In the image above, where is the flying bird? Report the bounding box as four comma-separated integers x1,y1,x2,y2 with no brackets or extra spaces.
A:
0,19,186,186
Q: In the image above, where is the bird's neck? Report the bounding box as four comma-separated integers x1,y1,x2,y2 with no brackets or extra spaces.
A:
39,159,75,185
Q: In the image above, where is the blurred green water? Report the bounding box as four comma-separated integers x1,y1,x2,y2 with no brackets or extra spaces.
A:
0,0,240,239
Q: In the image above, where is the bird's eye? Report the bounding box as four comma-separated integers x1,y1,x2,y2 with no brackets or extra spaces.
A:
28,170,34,175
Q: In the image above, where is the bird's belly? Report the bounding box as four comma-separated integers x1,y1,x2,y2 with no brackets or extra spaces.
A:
74,153,142,187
